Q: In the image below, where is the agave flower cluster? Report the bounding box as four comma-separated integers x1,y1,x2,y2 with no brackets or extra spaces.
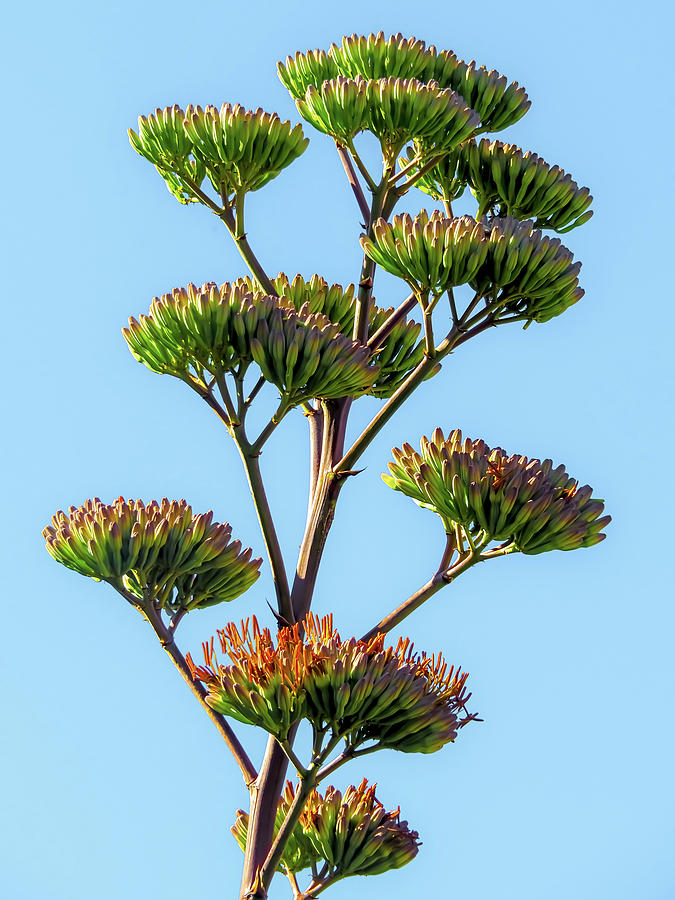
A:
362,211,583,324
296,76,479,153
460,139,593,232
232,779,419,880
124,281,379,406
43,498,261,611
279,32,530,134
188,614,472,752
235,272,426,397
301,779,420,877
403,139,593,234
384,429,611,554
362,211,488,296
129,104,308,203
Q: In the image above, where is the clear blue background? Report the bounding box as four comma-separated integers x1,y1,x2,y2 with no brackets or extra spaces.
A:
2,1,672,898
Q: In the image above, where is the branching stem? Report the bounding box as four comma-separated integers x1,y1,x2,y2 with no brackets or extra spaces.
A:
335,141,370,223
366,293,417,351
125,596,258,786
360,542,484,641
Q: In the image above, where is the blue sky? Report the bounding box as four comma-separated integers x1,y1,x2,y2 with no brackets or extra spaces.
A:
2,1,673,898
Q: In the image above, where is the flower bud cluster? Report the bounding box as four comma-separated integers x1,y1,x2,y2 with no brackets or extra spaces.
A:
124,281,379,405
129,103,308,202
279,32,530,132
43,498,261,611
235,272,425,398
362,211,487,295
302,779,420,877
462,139,593,232
232,779,420,879
362,211,584,324
189,614,472,751
384,428,611,553
296,76,478,151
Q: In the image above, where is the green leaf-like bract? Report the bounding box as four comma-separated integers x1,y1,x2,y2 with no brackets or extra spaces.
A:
384,429,611,553
43,498,262,611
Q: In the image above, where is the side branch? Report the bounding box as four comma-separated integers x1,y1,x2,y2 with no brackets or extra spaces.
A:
141,601,257,786
366,293,417,351
335,340,449,475
335,141,370,224
361,541,484,642
180,174,277,296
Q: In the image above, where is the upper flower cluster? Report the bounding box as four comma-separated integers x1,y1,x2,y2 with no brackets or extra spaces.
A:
279,32,530,134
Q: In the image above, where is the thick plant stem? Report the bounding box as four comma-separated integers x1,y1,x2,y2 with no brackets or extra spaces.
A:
291,400,350,622
305,403,324,513
352,180,390,344
239,737,293,899
142,604,257,786
237,413,329,899
240,169,396,900
235,438,293,626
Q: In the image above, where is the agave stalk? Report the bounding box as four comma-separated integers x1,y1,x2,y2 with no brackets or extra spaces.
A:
43,32,610,900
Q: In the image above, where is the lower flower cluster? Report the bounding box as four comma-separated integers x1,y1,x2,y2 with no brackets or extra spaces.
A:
188,614,473,752
232,779,420,880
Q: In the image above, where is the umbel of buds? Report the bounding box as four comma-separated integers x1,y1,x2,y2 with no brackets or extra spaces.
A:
361,211,488,296
234,272,426,397
279,32,530,132
128,104,308,203
295,76,479,151
124,281,379,406
384,429,611,554
361,212,583,324
403,139,593,233
232,779,420,880
43,498,262,611
460,138,593,232
188,613,473,751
